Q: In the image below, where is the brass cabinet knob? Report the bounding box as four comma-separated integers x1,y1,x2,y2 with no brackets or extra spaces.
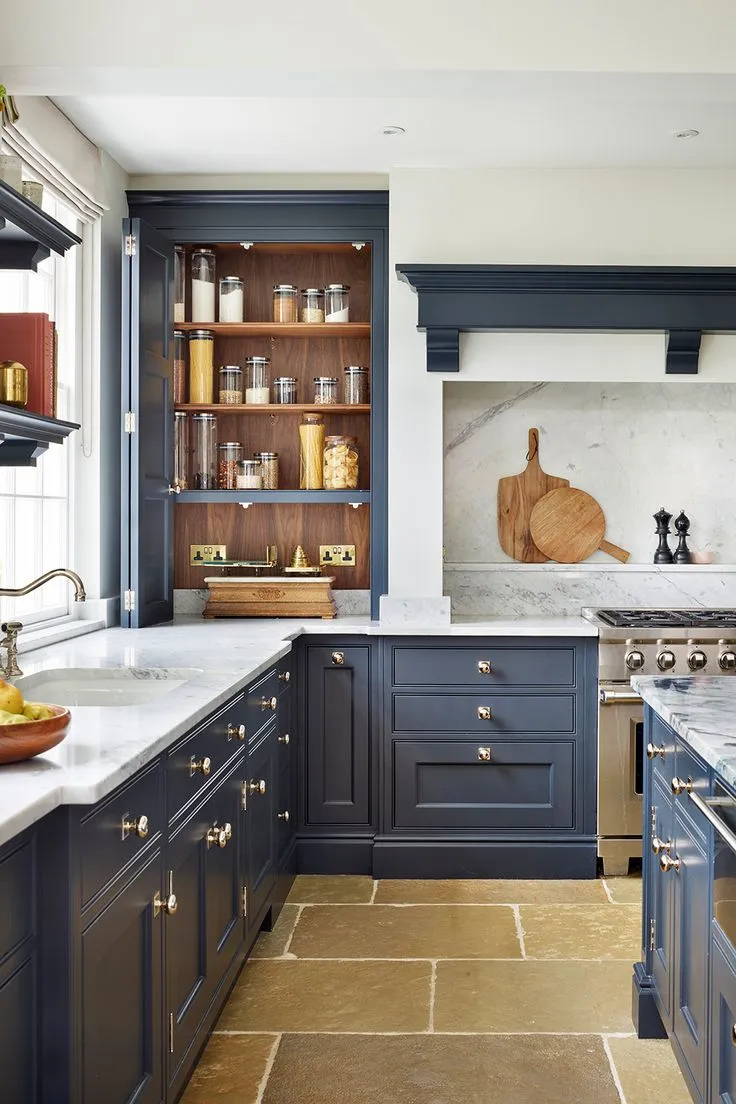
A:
190,755,212,777
331,651,345,665
122,813,149,840
651,835,672,855
279,670,291,683
732,1023,736,1047
672,776,693,796
660,853,681,874
227,723,246,742
278,810,290,822
167,485,181,495
154,891,178,916
477,747,492,761
646,743,666,760
249,779,267,796
278,733,290,745
477,706,492,721
261,695,277,711
223,822,232,841
206,823,231,849
477,660,492,675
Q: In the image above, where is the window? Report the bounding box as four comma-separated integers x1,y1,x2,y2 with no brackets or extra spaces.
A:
0,192,81,627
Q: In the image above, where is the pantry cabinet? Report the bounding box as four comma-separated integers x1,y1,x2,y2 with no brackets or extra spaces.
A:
0,830,38,1103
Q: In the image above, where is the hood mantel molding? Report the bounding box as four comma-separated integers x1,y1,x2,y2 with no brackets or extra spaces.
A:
395,264,736,375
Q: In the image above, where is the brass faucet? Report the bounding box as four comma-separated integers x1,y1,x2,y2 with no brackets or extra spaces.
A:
0,569,86,678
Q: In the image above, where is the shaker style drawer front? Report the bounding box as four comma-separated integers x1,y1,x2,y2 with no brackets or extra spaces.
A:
392,694,575,734
166,694,246,822
648,714,677,786
391,646,576,688
675,742,711,799
392,740,575,831
79,761,163,907
246,668,280,743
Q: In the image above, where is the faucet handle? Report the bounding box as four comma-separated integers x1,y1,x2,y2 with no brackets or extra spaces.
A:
1,621,22,634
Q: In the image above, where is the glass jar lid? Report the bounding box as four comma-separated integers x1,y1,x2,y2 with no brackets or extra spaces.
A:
273,284,298,292
220,276,243,286
344,365,367,374
302,413,324,424
326,434,358,444
273,376,297,383
245,355,271,366
192,412,217,421
314,376,338,383
188,329,215,340
219,364,243,374
325,283,350,291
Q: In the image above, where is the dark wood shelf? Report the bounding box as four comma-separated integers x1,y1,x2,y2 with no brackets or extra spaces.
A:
176,403,370,415
176,489,370,505
173,322,370,338
0,181,81,270
204,241,372,255
0,403,80,467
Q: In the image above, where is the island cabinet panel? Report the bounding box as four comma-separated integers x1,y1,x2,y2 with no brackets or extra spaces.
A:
710,936,736,1104
246,726,278,927
0,830,38,1104
650,770,676,1028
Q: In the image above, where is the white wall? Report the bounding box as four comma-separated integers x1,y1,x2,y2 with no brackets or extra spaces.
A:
388,168,736,604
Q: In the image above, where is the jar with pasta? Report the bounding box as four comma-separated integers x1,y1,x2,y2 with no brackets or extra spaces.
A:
273,284,298,323
218,442,243,489
188,330,214,403
253,451,279,489
299,413,324,489
301,287,324,323
323,435,359,490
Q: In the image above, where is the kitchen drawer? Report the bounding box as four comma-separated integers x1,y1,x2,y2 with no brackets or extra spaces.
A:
649,714,678,787
391,645,576,688
166,694,246,822
675,741,711,798
277,654,293,695
79,761,163,907
247,667,280,743
391,739,575,831
392,693,575,734
0,835,34,962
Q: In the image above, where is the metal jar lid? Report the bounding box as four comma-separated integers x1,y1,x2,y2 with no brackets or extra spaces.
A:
325,283,350,292
273,284,298,292
220,276,243,286
344,365,367,374
254,451,278,459
218,441,243,449
301,287,324,295
188,329,215,340
174,410,188,419
219,364,243,374
237,459,262,471
314,376,338,383
245,355,271,365
273,376,297,383
173,329,186,338
192,247,216,256
192,412,217,421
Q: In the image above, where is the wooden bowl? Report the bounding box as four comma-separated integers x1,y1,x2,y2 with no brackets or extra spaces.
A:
0,705,71,765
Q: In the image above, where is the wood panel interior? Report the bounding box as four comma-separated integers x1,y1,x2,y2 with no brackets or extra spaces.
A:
175,503,370,591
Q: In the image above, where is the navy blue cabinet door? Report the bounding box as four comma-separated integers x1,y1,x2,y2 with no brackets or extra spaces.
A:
651,773,676,1028
80,849,164,1104
0,953,37,1103
304,644,371,827
205,765,243,987
121,216,174,628
247,729,277,925
673,805,710,1100
711,937,736,1104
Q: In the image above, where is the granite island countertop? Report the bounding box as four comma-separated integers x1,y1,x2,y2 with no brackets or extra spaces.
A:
632,675,736,791
0,613,597,847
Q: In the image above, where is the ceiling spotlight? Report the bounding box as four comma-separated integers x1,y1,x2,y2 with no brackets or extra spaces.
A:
381,125,405,136
673,129,700,139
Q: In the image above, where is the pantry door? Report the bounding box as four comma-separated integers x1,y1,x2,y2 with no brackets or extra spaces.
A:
121,217,175,628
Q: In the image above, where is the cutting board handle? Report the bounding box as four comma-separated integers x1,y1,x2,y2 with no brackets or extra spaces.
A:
526,428,540,466
600,539,631,564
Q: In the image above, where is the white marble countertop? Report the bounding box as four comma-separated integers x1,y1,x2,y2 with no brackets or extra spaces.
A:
0,613,597,848
633,675,736,791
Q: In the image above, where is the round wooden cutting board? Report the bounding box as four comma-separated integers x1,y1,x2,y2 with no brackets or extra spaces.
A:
529,487,630,563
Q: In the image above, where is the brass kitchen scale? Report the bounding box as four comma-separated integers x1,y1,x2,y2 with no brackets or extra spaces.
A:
195,545,335,619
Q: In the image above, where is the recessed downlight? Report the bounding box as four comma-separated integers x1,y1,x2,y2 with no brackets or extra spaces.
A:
673,129,700,140
381,125,405,136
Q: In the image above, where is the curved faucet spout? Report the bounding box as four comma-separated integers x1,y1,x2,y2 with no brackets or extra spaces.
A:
0,568,86,602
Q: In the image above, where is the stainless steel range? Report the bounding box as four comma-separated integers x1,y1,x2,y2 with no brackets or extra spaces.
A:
583,607,736,876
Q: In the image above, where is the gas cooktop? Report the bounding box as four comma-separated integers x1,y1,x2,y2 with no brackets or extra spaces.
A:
595,609,736,630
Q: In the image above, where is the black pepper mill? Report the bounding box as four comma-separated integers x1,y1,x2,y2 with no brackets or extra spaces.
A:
654,506,674,564
673,510,692,564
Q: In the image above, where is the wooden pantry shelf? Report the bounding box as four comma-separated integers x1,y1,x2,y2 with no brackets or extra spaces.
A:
176,403,370,415
173,322,370,338
176,489,371,505
205,242,372,255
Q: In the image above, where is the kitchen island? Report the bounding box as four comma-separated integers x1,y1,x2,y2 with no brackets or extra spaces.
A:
633,674,736,1104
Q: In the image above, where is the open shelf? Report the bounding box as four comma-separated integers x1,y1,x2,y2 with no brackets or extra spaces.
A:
173,322,370,338
0,403,80,467
176,403,370,415
210,242,372,255
176,489,371,505
0,180,81,270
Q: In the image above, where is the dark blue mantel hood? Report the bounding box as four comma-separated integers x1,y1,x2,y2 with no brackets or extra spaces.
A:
395,263,736,375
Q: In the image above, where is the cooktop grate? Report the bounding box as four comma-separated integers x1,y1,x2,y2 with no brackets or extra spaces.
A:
596,608,736,629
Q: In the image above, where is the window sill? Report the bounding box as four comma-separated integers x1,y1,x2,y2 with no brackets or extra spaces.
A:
15,618,106,656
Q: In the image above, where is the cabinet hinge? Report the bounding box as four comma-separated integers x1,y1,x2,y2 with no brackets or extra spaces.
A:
124,233,137,257
124,411,136,434
242,885,248,918
124,589,136,612
649,918,656,951
241,780,247,811
169,1012,174,1054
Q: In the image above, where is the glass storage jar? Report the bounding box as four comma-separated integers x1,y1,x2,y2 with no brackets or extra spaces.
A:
273,284,298,323
219,276,244,323
188,330,215,403
301,288,325,323
218,365,243,405
245,356,270,404
323,435,359,490
343,365,368,405
174,246,186,323
174,412,189,490
325,284,350,323
218,442,243,489
299,413,325,489
272,376,297,404
313,376,338,405
173,330,187,403
192,413,217,489
236,459,263,490
191,248,216,323
253,451,279,490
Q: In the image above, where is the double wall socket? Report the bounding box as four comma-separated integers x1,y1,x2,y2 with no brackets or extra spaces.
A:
190,544,227,566
319,544,356,567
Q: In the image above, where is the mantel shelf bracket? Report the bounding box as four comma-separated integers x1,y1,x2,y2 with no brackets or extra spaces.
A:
665,330,702,375
426,328,461,373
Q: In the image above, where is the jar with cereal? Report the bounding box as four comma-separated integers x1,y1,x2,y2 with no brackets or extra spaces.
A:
323,435,359,490
313,376,338,405
218,442,243,489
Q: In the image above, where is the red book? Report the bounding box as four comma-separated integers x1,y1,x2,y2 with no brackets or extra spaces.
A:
0,312,56,418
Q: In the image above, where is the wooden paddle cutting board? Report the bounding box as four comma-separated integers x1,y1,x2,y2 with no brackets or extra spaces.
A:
497,429,570,562
529,487,630,563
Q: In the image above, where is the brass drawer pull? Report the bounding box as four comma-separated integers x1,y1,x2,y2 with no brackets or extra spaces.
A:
477,747,492,761
278,733,290,745
672,776,693,796
261,696,277,711
206,822,232,849
121,813,149,841
477,706,492,721
153,891,178,916
651,836,672,856
190,755,212,778
660,853,681,874
249,779,267,796
732,1024,736,1047
278,810,290,822
477,660,492,675
279,670,291,683
227,723,246,742
331,651,345,665
646,743,666,760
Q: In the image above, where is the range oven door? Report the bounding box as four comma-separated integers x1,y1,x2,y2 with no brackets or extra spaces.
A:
598,684,644,838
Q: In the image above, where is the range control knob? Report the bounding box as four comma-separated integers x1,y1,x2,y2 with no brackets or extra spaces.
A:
688,649,708,671
657,650,676,672
625,650,645,672
719,651,736,671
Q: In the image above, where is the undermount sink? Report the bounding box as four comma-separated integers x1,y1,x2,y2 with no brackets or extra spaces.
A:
14,667,202,707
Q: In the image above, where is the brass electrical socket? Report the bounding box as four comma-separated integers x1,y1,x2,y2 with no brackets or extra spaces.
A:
190,544,227,566
319,544,356,567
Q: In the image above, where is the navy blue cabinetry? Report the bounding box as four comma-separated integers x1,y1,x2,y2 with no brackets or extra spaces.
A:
246,726,278,930
0,831,38,1104
710,932,736,1103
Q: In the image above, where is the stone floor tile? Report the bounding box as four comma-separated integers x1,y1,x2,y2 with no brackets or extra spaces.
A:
374,878,609,904
288,904,521,959
605,876,643,904
521,903,641,959
180,1033,275,1103
263,1033,620,1104
607,1035,691,1104
217,960,432,1033
250,905,301,959
435,960,634,1033
286,875,374,904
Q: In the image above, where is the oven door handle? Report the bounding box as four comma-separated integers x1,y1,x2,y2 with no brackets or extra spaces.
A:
689,792,736,856
599,689,643,706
